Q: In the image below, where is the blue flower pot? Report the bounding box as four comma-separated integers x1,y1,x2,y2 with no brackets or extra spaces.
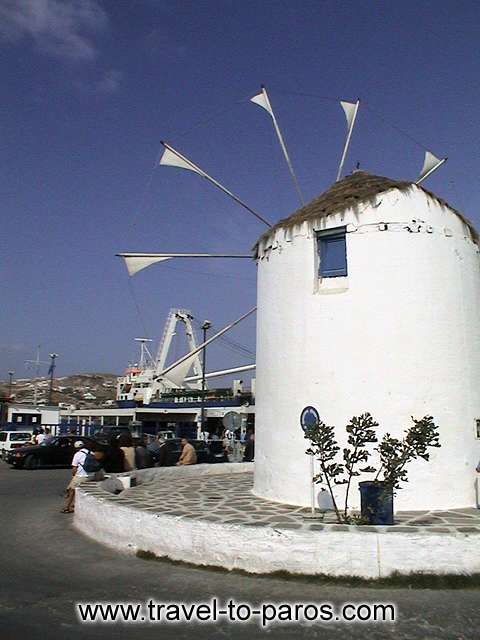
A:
359,481,394,525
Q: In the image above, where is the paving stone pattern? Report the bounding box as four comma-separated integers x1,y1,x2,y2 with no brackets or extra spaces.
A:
82,471,480,535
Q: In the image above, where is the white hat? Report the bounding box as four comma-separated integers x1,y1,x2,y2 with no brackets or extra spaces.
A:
74,440,84,448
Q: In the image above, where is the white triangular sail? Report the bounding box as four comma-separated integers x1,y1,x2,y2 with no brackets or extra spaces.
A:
159,142,271,227
251,85,304,205
340,101,357,130
159,146,205,175
163,352,199,387
117,253,252,277
122,255,172,276
250,91,272,115
336,99,360,182
416,151,447,184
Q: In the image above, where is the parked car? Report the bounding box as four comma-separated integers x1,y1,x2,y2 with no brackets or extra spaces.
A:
92,426,144,445
6,435,104,470
0,431,33,459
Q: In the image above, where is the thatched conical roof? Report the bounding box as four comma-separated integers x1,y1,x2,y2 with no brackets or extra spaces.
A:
255,171,477,249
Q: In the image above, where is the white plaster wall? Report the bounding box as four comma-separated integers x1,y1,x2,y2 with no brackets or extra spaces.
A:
40,407,60,424
8,405,60,425
254,187,480,510
75,481,480,578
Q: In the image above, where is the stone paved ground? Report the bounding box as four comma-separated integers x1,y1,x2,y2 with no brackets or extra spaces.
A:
82,470,480,534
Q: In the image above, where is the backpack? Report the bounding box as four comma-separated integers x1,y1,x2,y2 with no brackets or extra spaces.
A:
80,450,102,474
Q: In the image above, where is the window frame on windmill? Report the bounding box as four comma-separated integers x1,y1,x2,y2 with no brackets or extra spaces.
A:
316,226,348,278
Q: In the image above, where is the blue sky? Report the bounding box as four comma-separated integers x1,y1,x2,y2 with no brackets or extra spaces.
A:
1,0,479,379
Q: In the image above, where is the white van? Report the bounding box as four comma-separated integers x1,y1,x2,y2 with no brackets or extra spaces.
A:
0,431,33,458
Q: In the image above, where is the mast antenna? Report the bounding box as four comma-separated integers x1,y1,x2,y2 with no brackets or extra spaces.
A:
134,337,154,369
25,345,48,407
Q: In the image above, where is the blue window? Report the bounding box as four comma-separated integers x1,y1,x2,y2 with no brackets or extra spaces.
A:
317,227,347,277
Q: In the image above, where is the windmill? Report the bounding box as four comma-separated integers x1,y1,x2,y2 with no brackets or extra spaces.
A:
117,85,449,397
117,86,480,514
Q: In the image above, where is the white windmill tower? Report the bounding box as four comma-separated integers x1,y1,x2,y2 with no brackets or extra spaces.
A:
252,169,480,512
118,87,479,512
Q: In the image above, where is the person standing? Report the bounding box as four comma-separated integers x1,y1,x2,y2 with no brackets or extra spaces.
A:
103,437,125,473
135,441,153,469
43,427,54,445
61,441,97,513
243,432,255,462
177,438,197,466
147,436,169,467
118,433,136,472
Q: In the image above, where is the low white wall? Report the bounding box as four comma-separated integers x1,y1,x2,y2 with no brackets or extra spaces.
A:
75,465,480,578
97,462,253,493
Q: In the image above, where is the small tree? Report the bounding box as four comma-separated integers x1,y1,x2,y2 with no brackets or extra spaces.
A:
341,413,378,519
304,413,378,523
375,415,441,490
304,419,344,523
304,413,440,524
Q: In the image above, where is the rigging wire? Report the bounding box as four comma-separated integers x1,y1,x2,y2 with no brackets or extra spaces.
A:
275,90,341,103
169,94,253,140
216,337,255,359
217,332,255,355
128,87,333,243
126,277,151,340
361,103,431,152
130,144,164,230
127,93,259,243
190,317,255,358
278,89,435,153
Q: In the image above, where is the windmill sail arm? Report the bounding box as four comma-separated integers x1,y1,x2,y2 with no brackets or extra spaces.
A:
184,363,256,383
415,152,447,185
159,142,272,228
336,99,360,181
116,253,252,277
251,85,304,205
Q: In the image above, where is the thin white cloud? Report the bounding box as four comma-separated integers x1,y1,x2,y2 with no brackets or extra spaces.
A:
0,0,108,61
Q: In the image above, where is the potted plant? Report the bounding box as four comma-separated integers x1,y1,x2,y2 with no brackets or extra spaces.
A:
304,413,440,525
360,415,441,525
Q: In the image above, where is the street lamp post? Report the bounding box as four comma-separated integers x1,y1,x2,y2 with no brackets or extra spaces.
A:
48,353,58,405
200,320,211,434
